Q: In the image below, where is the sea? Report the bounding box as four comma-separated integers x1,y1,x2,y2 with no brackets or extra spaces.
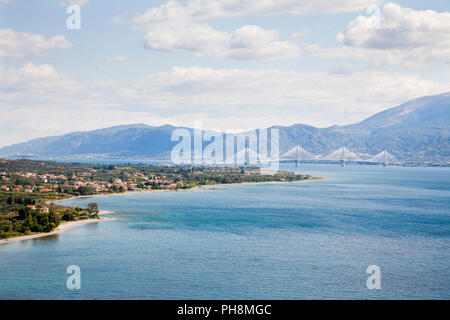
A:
0,164,449,299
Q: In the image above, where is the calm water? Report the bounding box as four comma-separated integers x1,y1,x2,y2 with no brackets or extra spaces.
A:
0,164,449,299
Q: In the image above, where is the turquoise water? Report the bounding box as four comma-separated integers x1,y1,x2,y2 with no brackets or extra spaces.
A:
0,164,449,299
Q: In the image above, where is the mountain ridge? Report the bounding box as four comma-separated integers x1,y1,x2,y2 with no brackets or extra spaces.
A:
1,92,449,163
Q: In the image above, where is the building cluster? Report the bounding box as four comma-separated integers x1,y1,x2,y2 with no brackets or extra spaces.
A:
0,169,186,194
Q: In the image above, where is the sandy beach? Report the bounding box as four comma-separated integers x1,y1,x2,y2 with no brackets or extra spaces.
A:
0,216,115,245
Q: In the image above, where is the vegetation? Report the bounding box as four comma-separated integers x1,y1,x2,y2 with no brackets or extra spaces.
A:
0,196,98,239
0,159,314,239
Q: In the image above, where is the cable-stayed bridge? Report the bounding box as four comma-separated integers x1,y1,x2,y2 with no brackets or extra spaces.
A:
207,144,401,167
279,145,402,166
323,147,363,167
279,145,317,167
225,147,276,165
366,150,399,166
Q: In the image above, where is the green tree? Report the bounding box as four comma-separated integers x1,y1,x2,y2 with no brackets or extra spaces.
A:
86,202,99,218
62,211,75,221
48,207,60,226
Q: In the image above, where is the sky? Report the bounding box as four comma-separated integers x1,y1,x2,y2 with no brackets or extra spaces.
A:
0,0,449,147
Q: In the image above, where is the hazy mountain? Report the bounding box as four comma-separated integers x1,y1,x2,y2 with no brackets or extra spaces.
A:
0,124,180,158
1,92,449,163
271,92,450,162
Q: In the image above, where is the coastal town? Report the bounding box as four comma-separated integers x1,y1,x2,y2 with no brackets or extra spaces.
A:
0,165,185,195
0,159,313,240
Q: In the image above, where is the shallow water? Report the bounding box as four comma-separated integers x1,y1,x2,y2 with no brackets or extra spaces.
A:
1,164,449,299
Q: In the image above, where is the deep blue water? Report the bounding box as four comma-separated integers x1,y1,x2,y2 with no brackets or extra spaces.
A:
0,164,449,299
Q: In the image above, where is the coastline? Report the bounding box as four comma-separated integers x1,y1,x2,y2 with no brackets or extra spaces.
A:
0,216,115,245
52,177,322,204
2,177,320,246
49,187,205,205
197,177,324,189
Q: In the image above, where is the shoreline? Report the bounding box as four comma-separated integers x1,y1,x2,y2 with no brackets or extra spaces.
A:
0,216,115,245
52,177,322,204
2,177,320,246
49,187,204,205
197,177,323,189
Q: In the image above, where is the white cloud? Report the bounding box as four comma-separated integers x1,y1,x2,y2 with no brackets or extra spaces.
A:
337,3,450,49
135,0,380,21
0,29,73,59
133,0,382,60
112,10,128,24
106,56,129,63
0,63,448,146
0,63,84,107
133,1,316,60
333,3,450,67
135,1,449,65
139,20,302,60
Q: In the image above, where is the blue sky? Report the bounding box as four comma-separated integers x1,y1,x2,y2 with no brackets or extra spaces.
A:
0,0,449,146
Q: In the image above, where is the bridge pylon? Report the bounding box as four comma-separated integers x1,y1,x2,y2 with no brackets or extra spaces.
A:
295,145,301,167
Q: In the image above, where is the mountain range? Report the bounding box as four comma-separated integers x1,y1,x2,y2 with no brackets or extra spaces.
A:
1,92,449,164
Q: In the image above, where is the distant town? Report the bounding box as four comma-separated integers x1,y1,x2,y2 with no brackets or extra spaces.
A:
0,159,314,240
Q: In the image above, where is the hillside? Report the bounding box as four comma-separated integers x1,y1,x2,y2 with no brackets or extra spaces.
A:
274,92,450,161
1,92,449,163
